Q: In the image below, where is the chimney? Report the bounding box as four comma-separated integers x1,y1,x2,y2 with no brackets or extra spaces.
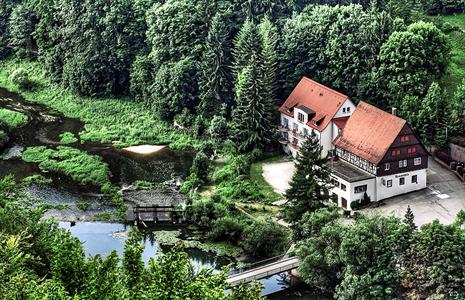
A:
392,107,397,116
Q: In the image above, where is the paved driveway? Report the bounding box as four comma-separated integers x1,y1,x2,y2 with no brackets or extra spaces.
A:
366,157,465,226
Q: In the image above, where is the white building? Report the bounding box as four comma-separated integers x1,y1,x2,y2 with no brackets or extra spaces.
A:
279,78,428,210
278,77,355,158
330,101,428,209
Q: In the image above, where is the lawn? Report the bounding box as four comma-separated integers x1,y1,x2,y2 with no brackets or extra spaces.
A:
437,14,465,94
249,156,285,203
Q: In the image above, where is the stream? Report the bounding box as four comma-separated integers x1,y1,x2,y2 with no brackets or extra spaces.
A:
0,87,327,299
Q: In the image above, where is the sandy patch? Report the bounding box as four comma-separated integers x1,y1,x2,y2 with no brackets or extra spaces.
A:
262,160,295,195
122,145,166,155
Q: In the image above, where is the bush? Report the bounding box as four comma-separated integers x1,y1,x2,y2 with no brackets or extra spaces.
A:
209,115,229,142
180,173,202,194
350,200,361,210
361,192,371,206
190,151,210,181
206,216,247,243
8,68,34,90
199,141,215,158
187,197,231,228
240,220,289,258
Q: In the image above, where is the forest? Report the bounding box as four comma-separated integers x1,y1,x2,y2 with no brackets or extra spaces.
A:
2,0,465,299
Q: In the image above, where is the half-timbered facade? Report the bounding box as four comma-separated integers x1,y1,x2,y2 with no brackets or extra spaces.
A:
331,101,428,209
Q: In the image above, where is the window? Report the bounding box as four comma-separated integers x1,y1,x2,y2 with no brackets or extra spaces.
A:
392,149,401,156
343,108,346,113
407,147,417,154
399,177,405,185
303,128,309,137
331,178,340,188
414,157,422,166
399,160,407,168
341,184,347,191
412,175,418,184
298,112,305,123
400,136,410,142
292,138,298,145
387,180,392,188
282,118,289,128
293,123,298,132
354,185,367,194
347,107,351,113
385,163,390,171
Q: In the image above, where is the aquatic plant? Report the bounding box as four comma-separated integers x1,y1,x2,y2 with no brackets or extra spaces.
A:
59,132,78,144
0,108,28,130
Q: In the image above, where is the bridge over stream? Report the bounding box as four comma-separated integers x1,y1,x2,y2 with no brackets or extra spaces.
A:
226,255,300,287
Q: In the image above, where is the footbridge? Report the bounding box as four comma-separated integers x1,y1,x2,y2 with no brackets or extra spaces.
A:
226,255,300,287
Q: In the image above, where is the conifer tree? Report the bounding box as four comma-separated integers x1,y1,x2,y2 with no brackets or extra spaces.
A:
284,132,331,223
232,19,261,74
259,16,279,111
231,61,272,152
403,205,417,230
198,13,233,117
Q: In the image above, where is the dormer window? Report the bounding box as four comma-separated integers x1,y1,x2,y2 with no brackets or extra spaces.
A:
298,112,305,123
347,107,350,113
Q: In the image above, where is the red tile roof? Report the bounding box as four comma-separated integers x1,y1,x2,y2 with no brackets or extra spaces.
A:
333,101,406,165
333,117,349,129
279,77,348,132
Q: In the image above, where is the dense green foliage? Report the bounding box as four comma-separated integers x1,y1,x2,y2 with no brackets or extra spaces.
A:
0,107,27,130
0,176,263,299
295,208,465,299
0,0,458,149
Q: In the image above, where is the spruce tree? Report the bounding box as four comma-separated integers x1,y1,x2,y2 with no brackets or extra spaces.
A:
403,205,417,230
259,16,279,111
198,13,233,117
231,61,272,152
232,19,261,74
284,132,331,223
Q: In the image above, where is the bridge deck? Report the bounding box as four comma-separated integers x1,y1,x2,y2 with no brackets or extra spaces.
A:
226,257,299,287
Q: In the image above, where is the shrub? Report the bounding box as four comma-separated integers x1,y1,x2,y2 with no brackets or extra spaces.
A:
187,197,231,228
361,192,371,206
206,216,247,243
212,155,249,183
180,173,202,194
240,220,289,258
350,200,361,210
209,115,229,142
190,151,210,181
8,68,34,90
77,202,91,211
199,141,215,158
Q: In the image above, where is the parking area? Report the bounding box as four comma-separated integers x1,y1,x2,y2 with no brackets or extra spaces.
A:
263,156,465,226
366,157,465,226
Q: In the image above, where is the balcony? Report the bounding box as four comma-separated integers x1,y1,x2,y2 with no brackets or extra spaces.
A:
278,125,289,132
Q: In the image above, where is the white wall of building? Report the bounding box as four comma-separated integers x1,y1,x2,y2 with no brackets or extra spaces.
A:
330,175,376,210
334,99,356,119
376,169,427,201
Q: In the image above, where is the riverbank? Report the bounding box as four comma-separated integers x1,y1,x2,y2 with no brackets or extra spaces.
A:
0,58,201,150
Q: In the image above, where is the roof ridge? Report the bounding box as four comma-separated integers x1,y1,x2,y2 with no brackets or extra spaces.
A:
302,76,348,100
